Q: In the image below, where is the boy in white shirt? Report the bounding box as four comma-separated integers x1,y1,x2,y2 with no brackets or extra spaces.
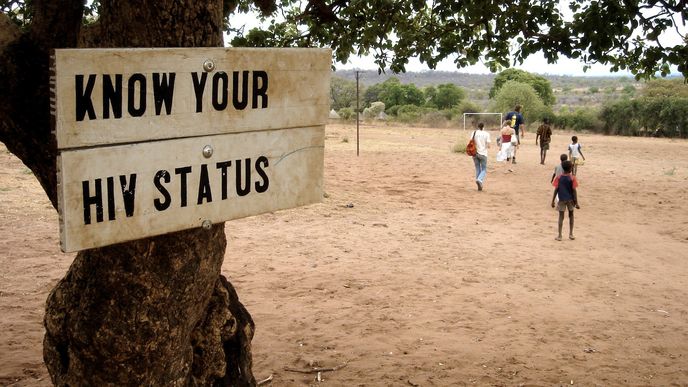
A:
568,136,586,176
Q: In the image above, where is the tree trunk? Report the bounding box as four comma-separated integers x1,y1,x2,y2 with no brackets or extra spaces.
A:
0,1,256,385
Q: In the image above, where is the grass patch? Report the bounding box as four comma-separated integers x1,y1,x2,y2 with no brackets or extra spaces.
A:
452,131,471,154
664,167,677,176
452,142,467,154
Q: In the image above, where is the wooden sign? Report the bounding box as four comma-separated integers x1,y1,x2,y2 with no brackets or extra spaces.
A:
52,48,330,252
52,48,330,149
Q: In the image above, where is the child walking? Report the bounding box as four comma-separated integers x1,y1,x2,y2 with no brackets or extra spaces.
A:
550,154,568,183
568,136,586,175
536,118,553,164
496,120,516,172
551,160,579,241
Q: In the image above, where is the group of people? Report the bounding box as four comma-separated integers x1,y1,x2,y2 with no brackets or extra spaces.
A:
468,104,587,240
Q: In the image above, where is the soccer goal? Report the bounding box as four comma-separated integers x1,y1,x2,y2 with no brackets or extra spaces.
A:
463,112,502,132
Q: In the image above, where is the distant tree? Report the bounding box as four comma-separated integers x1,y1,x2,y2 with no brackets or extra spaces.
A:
622,84,637,96
641,79,688,98
330,76,358,110
491,80,547,123
600,96,688,138
423,85,438,107
376,77,424,109
401,84,426,106
452,100,481,115
489,69,556,105
588,86,599,94
376,77,403,107
363,83,383,108
554,107,602,132
431,83,466,109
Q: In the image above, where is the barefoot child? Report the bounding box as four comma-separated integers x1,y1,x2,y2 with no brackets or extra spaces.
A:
550,154,568,183
551,160,579,241
568,135,586,175
536,118,553,164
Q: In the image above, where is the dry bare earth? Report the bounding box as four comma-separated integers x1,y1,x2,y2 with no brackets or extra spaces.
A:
1,123,688,386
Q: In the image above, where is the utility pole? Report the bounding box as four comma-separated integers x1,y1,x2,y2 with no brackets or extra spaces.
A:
355,70,360,156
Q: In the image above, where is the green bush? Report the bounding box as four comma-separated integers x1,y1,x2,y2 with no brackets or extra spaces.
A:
387,105,400,116
489,68,556,106
363,101,385,119
452,100,481,115
421,110,448,127
554,107,602,132
396,104,427,123
490,80,548,123
597,96,688,137
337,107,355,120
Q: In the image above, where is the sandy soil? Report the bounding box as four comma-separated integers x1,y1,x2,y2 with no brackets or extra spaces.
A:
1,123,688,386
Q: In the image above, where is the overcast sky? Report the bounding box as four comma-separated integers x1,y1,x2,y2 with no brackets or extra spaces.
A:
339,52,629,76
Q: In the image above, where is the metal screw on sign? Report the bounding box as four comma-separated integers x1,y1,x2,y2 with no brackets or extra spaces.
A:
203,59,215,72
202,145,213,158
202,220,212,230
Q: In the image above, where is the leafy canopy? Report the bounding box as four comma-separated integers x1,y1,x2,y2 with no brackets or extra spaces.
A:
428,83,466,109
491,80,548,123
330,76,358,110
375,77,425,109
489,68,555,106
4,0,686,78
640,78,688,98
226,0,687,79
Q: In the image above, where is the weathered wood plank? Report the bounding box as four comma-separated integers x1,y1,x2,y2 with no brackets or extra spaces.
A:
57,126,324,252
53,48,331,149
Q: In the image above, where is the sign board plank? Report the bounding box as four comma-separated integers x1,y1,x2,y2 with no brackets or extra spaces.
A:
52,48,331,149
57,126,324,252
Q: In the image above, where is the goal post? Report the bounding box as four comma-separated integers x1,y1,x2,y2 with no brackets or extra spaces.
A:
463,113,503,132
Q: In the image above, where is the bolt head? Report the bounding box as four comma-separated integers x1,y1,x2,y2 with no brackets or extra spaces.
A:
203,59,215,72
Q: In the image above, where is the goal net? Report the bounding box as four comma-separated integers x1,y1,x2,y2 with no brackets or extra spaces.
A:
463,113,502,132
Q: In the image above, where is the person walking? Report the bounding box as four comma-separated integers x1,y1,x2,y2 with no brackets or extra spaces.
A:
471,122,491,191
496,120,516,172
550,153,568,183
568,135,586,175
551,160,580,241
536,118,553,164
505,104,525,163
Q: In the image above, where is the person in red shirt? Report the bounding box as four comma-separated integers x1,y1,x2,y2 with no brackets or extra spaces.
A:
551,160,580,241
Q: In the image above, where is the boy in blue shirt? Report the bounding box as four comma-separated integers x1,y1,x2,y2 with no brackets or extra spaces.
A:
505,104,525,163
551,160,580,241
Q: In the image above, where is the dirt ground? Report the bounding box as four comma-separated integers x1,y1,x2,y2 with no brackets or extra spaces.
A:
1,123,688,386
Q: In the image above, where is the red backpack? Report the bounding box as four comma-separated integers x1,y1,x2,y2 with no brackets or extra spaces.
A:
466,131,477,156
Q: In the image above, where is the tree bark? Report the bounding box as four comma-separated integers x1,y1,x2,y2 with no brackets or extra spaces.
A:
0,0,255,385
